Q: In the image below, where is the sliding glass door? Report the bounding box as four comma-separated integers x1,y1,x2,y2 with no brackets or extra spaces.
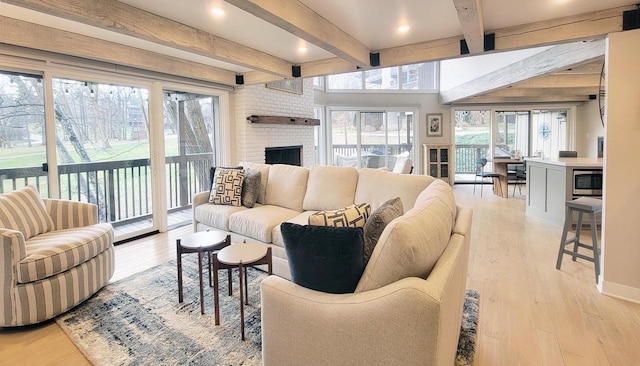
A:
0,71,49,194
330,109,414,170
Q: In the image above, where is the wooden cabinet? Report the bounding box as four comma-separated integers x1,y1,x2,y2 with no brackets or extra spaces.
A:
423,144,453,185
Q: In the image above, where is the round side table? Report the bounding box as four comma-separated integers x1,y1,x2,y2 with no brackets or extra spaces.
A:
214,242,272,340
177,230,230,315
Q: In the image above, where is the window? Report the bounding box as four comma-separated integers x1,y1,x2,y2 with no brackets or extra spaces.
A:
327,62,437,91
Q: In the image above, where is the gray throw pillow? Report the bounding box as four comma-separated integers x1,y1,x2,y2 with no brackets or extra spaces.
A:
242,168,261,208
363,197,404,265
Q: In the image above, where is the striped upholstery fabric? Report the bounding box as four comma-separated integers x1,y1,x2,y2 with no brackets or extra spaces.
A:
17,224,114,283
0,195,115,326
44,199,98,230
9,246,115,326
0,185,54,240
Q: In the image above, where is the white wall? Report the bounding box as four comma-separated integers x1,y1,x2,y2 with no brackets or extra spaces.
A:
575,99,605,158
600,29,640,302
233,79,316,166
320,91,449,174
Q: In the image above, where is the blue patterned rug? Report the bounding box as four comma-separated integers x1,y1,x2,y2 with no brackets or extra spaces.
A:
56,257,477,365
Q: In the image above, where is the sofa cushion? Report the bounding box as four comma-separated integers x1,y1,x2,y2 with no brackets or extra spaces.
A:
241,168,261,208
355,194,455,293
0,185,54,240
302,165,359,211
271,211,315,248
355,168,434,212
18,223,113,283
209,168,244,206
265,165,309,212
240,162,271,204
363,197,403,265
281,222,364,294
414,179,457,223
308,203,371,228
229,205,300,243
194,203,249,231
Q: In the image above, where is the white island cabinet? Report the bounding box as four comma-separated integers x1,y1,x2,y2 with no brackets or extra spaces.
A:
525,158,603,226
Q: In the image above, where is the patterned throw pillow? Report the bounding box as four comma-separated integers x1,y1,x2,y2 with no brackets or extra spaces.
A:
209,168,244,206
308,203,371,228
0,185,54,240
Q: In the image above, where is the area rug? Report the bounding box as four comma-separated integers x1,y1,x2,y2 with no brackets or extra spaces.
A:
56,257,478,365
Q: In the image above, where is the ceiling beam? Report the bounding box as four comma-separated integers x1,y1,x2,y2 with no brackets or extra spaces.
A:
439,39,604,104
454,95,592,104
0,15,238,85
453,0,485,54
512,74,600,89
225,0,371,69
482,87,596,97
377,5,634,70
2,0,293,77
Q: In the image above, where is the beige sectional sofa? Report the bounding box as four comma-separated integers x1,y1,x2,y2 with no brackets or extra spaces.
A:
193,162,473,365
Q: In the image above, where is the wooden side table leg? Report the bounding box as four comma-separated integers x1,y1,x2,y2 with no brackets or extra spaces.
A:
228,268,233,296
213,253,220,325
208,251,213,287
244,266,249,305
198,251,204,315
239,261,245,341
177,239,183,303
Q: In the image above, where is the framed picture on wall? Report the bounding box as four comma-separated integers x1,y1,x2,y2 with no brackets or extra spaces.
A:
266,79,303,94
427,113,443,137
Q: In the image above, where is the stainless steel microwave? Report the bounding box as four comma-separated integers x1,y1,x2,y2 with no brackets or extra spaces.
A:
573,169,603,196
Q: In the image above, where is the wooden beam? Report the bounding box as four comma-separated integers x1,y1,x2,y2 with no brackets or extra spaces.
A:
439,39,604,104
247,115,319,126
3,0,292,77
453,0,485,54
0,16,237,85
512,74,600,89
483,87,596,97
377,5,634,70
226,0,371,68
454,95,592,104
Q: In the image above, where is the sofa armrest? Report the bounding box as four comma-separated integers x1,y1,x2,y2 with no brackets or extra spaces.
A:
0,228,27,264
44,199,98,230
261,276,449,366
192,191,211,231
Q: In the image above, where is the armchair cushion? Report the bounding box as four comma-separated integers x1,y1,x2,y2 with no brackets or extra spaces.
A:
0,185,54,240
281,222,364,294
18,223,113,283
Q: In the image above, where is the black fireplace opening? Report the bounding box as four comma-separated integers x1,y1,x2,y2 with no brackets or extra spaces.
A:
265,145,302,166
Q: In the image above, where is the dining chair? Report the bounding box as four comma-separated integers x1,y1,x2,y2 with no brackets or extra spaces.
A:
512,161,527,196
474,158,502,197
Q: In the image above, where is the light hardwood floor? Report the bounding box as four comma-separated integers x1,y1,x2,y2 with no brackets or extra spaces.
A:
1,184,639,365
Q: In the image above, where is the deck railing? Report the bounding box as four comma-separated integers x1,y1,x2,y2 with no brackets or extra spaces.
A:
455,144,490,174
0,154,213,225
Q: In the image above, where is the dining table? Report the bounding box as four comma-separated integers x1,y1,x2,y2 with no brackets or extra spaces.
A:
489,158,525,198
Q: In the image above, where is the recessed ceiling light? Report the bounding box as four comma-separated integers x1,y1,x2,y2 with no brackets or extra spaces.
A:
298,46,308,53
398,24,410,32
211,7,225,16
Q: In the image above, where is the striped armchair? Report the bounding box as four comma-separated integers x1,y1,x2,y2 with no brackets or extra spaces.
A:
1,186,115,327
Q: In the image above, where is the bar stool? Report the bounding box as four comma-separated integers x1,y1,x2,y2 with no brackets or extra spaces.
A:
556,197,602,283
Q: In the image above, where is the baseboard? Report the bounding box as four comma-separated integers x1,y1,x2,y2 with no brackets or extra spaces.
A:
599,280,640,304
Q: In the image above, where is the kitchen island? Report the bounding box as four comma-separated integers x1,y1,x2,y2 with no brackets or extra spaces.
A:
525,158,603,226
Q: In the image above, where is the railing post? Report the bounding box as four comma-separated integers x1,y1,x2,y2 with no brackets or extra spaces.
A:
107,168,116,222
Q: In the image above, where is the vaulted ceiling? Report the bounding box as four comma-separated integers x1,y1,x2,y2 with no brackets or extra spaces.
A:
0,0,638,104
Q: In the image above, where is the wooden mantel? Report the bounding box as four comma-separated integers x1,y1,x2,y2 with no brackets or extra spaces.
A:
247,115,320,126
